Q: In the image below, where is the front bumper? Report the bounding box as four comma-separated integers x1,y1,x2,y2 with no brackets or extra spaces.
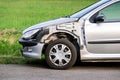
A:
19,38,44,59
19,38,37,47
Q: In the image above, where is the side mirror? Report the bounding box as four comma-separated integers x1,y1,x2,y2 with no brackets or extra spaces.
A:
94,15,104,23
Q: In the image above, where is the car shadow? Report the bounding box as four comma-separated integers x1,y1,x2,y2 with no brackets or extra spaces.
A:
23,59,50,69
23,59,120,69
74,62,120,69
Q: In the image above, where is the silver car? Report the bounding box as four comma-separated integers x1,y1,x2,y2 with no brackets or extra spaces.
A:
19,0,120,69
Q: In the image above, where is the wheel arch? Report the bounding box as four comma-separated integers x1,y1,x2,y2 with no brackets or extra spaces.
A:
42,31,81,60
45,31,80,44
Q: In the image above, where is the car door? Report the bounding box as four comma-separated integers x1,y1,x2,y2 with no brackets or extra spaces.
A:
85,1,120,54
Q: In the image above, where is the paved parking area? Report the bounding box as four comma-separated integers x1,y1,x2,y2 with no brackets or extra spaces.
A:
0,63,120,80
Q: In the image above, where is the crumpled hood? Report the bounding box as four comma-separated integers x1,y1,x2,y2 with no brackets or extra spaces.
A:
23,17,78,34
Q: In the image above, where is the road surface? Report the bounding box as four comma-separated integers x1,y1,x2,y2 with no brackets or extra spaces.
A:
0,62,120,80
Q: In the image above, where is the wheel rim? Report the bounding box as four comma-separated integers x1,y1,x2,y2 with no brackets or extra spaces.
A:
49,44,72,67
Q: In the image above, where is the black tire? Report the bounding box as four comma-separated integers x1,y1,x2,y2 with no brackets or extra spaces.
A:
45,39,77,69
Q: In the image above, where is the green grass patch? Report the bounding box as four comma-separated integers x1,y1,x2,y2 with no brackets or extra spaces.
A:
0,0,98,64
0,56,45,64
0,0,98,30
0,28,21,56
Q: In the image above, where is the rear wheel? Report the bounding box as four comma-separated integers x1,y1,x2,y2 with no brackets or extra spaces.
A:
45,39,77,69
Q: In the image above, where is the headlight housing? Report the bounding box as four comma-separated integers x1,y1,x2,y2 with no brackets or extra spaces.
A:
22,29,39,39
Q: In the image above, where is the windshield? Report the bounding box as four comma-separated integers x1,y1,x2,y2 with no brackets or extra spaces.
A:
70,0,110,18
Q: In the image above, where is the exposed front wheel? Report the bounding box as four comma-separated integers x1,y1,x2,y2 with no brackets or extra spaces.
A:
45,39,77,69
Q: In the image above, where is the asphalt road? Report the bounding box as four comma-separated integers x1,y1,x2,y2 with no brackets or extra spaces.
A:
0,62,120,80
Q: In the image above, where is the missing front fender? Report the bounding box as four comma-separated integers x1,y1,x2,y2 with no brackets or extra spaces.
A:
36,29,49,42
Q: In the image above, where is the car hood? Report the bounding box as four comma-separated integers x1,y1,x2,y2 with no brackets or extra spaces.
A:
23,17,78,34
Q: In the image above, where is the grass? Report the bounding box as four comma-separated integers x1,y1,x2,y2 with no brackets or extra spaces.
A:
0,0,98,63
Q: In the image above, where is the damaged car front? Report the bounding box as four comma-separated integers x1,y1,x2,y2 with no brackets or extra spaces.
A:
19,18,78,59
19,23,50,59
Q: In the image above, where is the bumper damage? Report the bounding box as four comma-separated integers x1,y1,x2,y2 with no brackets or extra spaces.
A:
19,38,44,59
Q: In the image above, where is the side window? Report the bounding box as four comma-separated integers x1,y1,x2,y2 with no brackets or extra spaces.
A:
90,1,120,23
100,2,120,22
